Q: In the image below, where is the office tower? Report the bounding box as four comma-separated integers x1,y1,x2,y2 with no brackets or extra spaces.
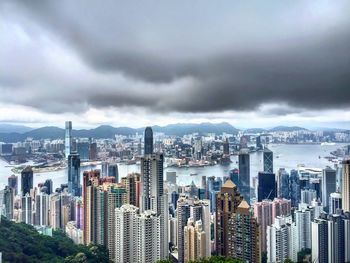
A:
21,166,33,196
34,192,49,226
50,193,61,229
101,161,109,177
301,189,317,205
295,205,312,251
171,191,179,210
61,191,74,229
256,135,263,150
76,141,90,161
329,192,342,214
290,169,301,207
144,126,153,155
44,179,53,195
108,163,119,182
216,179,243,256
238,149,250,203
258,172,276,202
228,200,260,263
169,216,178,247
277,168,290,199
201,176,207,189
8,174,18,195
229,168,239,186
312,217,329,263
68,152,81,196
342,160,350,212
223,138,229,155
122,173,141,207
115,205,161,263
167,171,177,185
336,164,343,192
140,152,168,259
328,212,350,263
83,170,101,244
21,193,32,225
177,196,210,263
263,148,273,173
2,186,14,220
322,167,336,212
267,216,297,263
75,198,83,229
89,142,97,160
207,177,222,212
65,121,72,159
184,218,208,262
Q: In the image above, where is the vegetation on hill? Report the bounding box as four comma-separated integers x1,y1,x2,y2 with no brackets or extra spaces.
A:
0,216,110,263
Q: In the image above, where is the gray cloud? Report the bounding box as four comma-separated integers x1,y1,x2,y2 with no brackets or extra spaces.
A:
0,0,350,115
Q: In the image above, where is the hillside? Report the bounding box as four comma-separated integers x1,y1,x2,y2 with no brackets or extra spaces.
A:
0,122,239,142
0,216,110,263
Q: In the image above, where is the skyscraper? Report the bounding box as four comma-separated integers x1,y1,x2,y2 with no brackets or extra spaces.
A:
177,196,210,263
238,149,250,203
65,121,72,159
329,192,342,215
263,148,273,173
21,166,33,196
184,218,208,262
34,192,49,226
108,163,119,182
258,172,276,202
68,152,81,196
295,205,312,252
2,186,14,220
322,167,336,212
312,216,329,263
144,126,153,155
342,160,350,212
8,174,18,195
290,169,301,207
277,168,290,199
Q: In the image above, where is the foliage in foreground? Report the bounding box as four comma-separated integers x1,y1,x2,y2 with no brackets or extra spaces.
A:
0,216,110,263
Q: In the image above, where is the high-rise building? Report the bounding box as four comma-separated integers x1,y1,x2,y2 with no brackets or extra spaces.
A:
108,163,119,182
68,152,81,196
21,193,32,225
238,149,250,203
2,186,14,220
166,171,177,185
34,192,49,226
177,196,210,263
267,216,297,263
329,192,342,215
49,193,61,229
312,216,329,263
21,166,33,196
322,167,336,212
277,168,290,199
89,142,97,160
258,172,276,202
263,148,273,173
115,204,161,263
122,173,141,207
223,138,230,155
290,169,301,207
65,121,72,159
228,200,260,263
144,126,153,155
44,179,53,195
342,160,350,212
8,174,18,195
295,205,312,252
76,141,90,161
184,218,208,262
301,189,317,205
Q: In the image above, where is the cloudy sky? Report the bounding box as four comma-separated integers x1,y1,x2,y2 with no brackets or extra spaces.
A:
1,0,350,129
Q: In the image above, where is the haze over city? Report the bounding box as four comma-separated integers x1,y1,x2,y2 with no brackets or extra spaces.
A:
1,0,350,129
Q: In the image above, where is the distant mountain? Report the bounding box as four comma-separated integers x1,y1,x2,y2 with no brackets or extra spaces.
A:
0,122,239,142
268,126,308,132
244,128,267,134
0,124,33,134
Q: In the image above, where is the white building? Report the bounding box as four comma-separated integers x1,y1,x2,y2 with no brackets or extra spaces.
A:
267,216,297,263
66,221,84,244
295,204,312,252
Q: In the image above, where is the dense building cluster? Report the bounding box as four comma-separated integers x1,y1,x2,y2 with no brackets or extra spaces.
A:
0,122,350,263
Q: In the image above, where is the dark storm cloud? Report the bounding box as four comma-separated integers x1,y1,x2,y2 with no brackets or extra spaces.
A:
1,0,350,114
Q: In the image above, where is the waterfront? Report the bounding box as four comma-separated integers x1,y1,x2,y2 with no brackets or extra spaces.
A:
0,143,347,190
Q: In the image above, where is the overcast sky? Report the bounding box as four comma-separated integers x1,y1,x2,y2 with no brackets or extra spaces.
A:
1,1,350,129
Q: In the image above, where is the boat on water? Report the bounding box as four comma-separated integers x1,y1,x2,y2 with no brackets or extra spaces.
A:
321,142,336,146
190,173,198,176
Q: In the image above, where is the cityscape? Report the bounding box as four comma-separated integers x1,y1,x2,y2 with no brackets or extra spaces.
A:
1,1,350,263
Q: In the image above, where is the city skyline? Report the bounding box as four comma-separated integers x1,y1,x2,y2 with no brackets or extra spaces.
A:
1,1,350,129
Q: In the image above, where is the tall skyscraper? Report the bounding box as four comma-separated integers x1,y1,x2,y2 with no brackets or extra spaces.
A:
263,148,273,173
184,218,208,262
227,200,260,263
108,163,119,182
312,216,329,263
238,149,250,203
295,205,312,252
8,174,18,195
258,172,276,202
277,168,290,199
322,167,336,212
21,166,33,196
301,189,317,205
21,193,32,225
2,186,14,220
68,152,81,196
144,126,153,155
65,121,72,159
267,216,298,263
115,204,161,263
177,196,210,263
34,192,49,226
342,160,350,212
216,179,243,256
290,169,301,207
